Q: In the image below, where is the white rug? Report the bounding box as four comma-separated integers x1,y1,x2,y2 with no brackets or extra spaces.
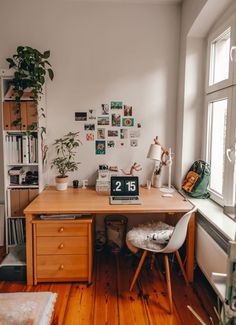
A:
0,292,57,325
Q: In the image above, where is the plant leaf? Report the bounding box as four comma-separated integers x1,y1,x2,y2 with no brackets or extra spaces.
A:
43,50,50,59
48,68,54,80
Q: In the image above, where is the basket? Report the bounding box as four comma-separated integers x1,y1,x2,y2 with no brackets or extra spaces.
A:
104,215,128,253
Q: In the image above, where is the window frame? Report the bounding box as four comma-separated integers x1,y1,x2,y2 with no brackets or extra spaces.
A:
205,14,236,94
204,88,234,206
204,14,236,209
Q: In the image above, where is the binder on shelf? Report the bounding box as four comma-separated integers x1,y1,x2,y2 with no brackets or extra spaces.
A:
22,136,29,164
10,190,20,217
3,104,11,129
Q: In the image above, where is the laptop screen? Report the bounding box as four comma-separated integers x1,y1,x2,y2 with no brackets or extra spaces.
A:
110,176,139,196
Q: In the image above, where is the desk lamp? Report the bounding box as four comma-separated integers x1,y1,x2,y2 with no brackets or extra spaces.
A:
160,147,175,193
147,137,162,187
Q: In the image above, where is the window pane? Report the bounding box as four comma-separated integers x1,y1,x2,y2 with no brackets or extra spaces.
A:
208,99,227,195
209,28,230,86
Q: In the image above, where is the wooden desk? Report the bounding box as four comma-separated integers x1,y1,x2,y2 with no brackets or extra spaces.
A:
24,187,194,285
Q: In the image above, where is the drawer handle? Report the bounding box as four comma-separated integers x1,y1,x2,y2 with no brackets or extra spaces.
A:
59,227,64,233
59,264,64,270
59,243,64,249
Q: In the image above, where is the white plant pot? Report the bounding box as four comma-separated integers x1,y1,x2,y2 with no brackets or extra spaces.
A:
55,176,68,191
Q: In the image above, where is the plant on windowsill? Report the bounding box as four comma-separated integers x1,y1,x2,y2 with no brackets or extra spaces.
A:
51,132,82,191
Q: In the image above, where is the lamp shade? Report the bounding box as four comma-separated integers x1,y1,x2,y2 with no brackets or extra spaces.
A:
147,144,162,161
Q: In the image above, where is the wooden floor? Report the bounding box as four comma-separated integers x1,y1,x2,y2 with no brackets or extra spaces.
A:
0,250,217,325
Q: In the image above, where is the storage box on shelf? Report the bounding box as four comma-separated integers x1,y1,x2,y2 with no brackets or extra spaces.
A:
0,70,47,256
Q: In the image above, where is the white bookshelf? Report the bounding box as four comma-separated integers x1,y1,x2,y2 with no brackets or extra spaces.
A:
0,69,47,254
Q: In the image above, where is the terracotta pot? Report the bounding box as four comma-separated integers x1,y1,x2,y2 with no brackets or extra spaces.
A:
55,176,68,191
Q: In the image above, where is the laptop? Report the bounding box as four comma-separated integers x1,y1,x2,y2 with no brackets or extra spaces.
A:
110,176,142,205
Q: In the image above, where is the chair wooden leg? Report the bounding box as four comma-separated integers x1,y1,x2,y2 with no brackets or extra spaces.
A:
164,255,173,313
175,250,189,285
150,253,155,270
130,250,147,291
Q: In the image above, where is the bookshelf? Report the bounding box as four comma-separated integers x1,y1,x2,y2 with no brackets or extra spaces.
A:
0,69,47,254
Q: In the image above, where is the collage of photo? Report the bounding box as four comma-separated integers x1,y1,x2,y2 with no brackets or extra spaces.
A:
75,101,141,155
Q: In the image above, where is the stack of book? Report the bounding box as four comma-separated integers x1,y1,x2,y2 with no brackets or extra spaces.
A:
8,219,25,245
5,134,38,164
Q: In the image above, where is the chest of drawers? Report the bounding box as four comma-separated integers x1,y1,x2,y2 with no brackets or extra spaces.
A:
32,217,93,285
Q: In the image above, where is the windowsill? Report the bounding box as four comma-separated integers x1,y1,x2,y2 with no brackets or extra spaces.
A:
186,196,236,241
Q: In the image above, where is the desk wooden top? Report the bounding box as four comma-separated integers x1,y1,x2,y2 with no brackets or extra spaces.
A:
24,187,193,215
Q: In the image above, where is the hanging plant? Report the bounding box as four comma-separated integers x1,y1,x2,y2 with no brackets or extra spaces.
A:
6,46,54,166
6,45,54,130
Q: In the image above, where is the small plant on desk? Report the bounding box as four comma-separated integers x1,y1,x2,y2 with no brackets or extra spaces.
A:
51,132,82,190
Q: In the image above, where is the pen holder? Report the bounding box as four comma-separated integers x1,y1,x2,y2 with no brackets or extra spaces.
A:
152,174,162,188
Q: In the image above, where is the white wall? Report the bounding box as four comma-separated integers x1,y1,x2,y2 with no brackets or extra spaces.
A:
0,0,181,191
175,0,206,189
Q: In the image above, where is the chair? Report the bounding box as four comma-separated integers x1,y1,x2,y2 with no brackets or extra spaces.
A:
126,206,197,313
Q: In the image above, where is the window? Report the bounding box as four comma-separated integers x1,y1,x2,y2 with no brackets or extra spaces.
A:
209,28,230,86
205,15,236,210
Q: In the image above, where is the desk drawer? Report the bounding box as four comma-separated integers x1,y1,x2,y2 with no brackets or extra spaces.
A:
36,236,88,255
36,223,88,237
36,255,88,280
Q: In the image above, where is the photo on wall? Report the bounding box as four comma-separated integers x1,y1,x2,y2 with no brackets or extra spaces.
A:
112,114,121,127
96,140,106,155
119,141,126,148
84,124,95,131
124,105,132,116
75,112,87,121
111,101,123,109
107,140,115,148
101,104,109,115
120,129,128,139
88,109,96,120
130,139,138,147
97,128,106,139
130,130,140,138
122,118,134,127
108,130,119,137
86,133,95,141
97,116,110,126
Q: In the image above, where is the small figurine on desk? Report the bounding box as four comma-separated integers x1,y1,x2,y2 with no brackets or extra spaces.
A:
121,162,142,176
82,179,88,189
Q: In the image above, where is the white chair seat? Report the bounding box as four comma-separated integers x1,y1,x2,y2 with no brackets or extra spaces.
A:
126,221,174,253
126,207,197,314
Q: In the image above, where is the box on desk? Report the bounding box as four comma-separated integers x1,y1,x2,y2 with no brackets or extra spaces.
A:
96,180,110,192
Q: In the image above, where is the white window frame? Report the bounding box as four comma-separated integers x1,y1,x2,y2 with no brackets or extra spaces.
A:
204,88,234,206
204,13,236,209
206,14,236,94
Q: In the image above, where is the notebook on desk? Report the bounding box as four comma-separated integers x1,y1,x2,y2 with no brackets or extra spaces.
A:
109,176,142,205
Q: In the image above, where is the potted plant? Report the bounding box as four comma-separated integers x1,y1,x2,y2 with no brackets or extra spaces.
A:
51,132,82,190
6,46,54,128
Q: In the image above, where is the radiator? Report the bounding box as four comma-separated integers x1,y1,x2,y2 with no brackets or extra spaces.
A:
196,213,228,289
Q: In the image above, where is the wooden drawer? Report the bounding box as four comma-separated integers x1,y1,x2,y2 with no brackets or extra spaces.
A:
36,223,88,237
36,255,88,280
36,236,88,255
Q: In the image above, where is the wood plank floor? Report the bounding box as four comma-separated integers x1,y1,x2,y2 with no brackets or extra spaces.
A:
0,250,217,325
